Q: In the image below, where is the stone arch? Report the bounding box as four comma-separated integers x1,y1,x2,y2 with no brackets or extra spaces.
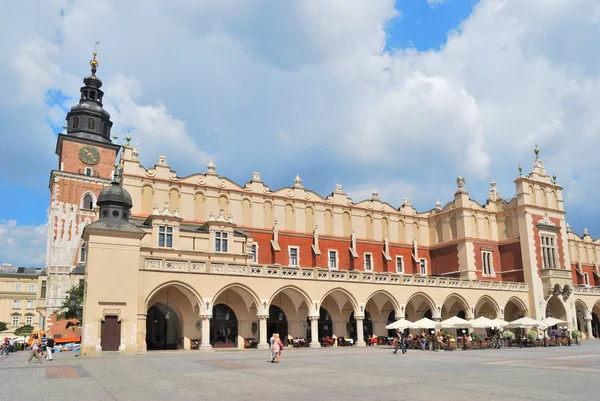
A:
441,293,470,319
212,283,261,346
412,222,420,243
381,217,389,241
213,282,261,313
365,289,400,314
574,299,590,335
484,217,491,240
542,189,548,208
398,220,405,243
80,191,96,210
365,215,374,239
268,285,312,312
342,211,351,236
168,188,180,213
551,190,558,209
545,295,567,322
241,198,252,226
264,201,273,228
267,286,312,343
305,206,314,233
504,297,528,320
218,195,229,216
194,192,205,221
324,209,333,235
450,217,457,240
285,203,295,231
529,184,537,205
145,281,203,312
474,295,500,319
405,292,436,321
320,288,359,338
319,287,359,313
141,185,154,215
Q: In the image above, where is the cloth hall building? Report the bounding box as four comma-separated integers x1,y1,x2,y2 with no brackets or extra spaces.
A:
45,54,600,356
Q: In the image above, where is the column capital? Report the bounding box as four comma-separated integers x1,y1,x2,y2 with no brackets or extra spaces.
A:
199,315,212,320
257,314,269,320
354,316,364,320
308,315,319,321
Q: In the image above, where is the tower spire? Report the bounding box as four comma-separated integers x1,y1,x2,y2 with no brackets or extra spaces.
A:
90,41,99,75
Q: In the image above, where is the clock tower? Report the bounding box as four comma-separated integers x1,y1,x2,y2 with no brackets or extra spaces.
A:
44,48,121,324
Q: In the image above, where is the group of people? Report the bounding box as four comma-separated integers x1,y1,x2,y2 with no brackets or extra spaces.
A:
25,334,55,364
1,337,16,355
269,333,285,363
392,330,429,354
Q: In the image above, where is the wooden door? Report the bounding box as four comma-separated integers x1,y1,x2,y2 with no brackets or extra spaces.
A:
101,316,121,351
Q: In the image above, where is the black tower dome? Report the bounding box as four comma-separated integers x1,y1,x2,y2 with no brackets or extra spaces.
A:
97,166,133,221
65,44,113,143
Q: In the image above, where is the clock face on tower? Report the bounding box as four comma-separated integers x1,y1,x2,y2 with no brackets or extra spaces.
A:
78,146,100,165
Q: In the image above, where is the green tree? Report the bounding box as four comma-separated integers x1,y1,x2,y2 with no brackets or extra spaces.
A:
0,322,8,332
15,325,35,348
56,281,84,328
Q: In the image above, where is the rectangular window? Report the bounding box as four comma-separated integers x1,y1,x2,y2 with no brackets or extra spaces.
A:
419,259,427,275
251,244,258,263
395,256,404,273
365,254,372,271
28,284,35,293
85,167,93,176
26,316,33,326
584,273,590,286
215,232,228,252
79,243,87,263
13,300,20,309
40,281,47,299
482,251,494,276
329,251,338,269
289,247,299,266
158,226,173,248
15,284,21,292
12,316,19,326
541,235,558,269
27,300,34,309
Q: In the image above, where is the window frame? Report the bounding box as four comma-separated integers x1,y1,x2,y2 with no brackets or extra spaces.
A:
12,300,20,309
395,256,404,274
288,246,300,267
419,259,428,275
15,284,21,292
84,167,93,176
79,242,87,263
540,233,559,269
28,284,35,293
251,243,258,263
215,231,229,252
328,250,338,269
584,273,590,286
25,315,33,326
27,300,34,309
158,225,174,248
364,253,373,271
482,250,494,277
11,315,19,327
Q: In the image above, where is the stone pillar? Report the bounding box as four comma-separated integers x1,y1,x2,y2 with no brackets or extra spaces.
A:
258,315,269,350
136,313,147,353
586,318,594,339
199,316,213,352
355,317,366,347
309,316,320,348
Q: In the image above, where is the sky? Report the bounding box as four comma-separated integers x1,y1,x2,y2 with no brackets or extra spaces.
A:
1,0,599,267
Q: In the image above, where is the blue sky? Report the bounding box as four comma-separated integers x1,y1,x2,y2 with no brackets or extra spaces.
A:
1,0,600,266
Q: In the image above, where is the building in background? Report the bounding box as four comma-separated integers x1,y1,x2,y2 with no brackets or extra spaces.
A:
46,54,600,356
0,263,44,336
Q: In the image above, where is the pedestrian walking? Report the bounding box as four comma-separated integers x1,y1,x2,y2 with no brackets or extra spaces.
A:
271,333,283,363
2,338,8,355
393,330,407,354
269,333,275,362
46,336,55,361
26,334,43,364
9,338,15,353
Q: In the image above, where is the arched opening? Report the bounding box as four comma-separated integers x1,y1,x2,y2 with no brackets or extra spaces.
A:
318,290,357,341
441,294,468,319
267,305,288,346
210,304,237,348
574,300,588,335
349,311,372,341
504,298,527,337
82,193,94,210
592,305,600,339
306,307,333,343
365,291,399,339
545,295,567,322
405,293,435,321
474,296,499,319
146,303,182,350
387,310,396,338
87,118,95,130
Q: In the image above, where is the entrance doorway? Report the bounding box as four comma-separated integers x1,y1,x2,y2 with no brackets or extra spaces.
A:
146,303,182,350
267,305,288,345
211,304,237,348
101,316,121,351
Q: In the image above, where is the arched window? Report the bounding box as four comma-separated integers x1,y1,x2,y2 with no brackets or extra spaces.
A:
88,118,96,130
103,123,108,135
73,116,79,129
83,194,94,210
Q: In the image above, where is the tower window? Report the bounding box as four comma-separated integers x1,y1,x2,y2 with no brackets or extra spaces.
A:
364,253,373,271
85,167,93,176
88,118,95,130
103,123,108,135
540,234,558,269
482,251,494,276
73,116,79,129
215,232,228,252
79,242,86,263
90,91,96,100
83,194,94,209
158,226,173,247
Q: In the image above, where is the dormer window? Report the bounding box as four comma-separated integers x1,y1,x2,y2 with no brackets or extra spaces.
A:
158,226,173,248
215,232,228,252
88,118,95,130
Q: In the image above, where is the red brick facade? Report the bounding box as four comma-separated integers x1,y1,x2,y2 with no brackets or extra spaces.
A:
531,214,565,274
498,242,524,282
58,139,117,179
571,263,600,286
430,244,459,277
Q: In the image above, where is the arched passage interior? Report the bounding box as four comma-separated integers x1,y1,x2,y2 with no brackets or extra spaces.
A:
269,287,311,345
365,292,397,338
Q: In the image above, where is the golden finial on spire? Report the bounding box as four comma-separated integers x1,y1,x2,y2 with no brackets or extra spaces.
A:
534,144,540,159
90,41,100,72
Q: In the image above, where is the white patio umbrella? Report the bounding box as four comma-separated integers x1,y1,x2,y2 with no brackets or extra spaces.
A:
440,316,473,328
491,318,509,327
469,316,497,329
411,317,438,329
505,317,543,329
540,317,567,328
385,318,413,330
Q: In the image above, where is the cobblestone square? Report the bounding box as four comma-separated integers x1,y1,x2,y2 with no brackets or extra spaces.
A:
1,341,598,401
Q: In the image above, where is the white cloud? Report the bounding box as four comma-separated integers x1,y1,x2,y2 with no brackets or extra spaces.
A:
0,0,600,250
0,220,47,266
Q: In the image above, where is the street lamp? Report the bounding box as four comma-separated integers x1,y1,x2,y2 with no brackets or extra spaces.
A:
461,329,467,350
430,329,437,352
